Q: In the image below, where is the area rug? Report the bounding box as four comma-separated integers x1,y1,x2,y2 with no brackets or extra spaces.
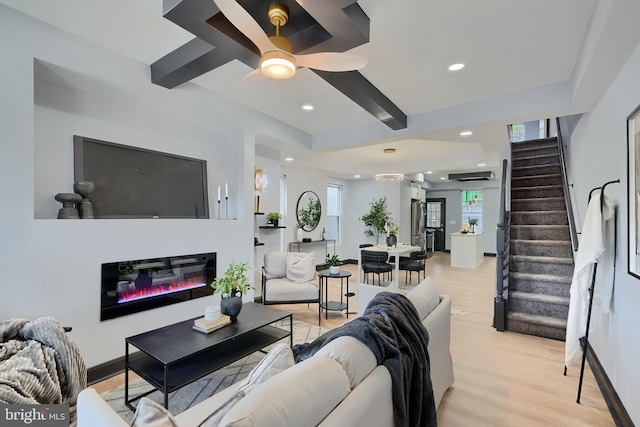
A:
101,319,328,423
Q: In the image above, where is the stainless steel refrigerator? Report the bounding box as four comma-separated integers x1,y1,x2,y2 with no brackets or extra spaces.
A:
411,200,426,249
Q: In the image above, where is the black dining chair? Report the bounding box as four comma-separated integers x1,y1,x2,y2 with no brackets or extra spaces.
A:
399,250,427,285
361,250,393,285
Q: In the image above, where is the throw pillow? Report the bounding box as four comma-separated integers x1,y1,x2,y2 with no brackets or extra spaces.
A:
285,252,316,283
406,277,440,319
131,397,179,427
198,343,294,427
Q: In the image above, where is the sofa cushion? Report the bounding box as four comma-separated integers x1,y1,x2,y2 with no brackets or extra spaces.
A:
406,276,440,320
198,344,294,426
131,397,179,427
264,278,318,301
219,356,350,427
263,252,288,279
315,336,377,389
286,252,316,283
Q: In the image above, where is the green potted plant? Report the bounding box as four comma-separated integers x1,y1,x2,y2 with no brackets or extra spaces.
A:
385,222,400,247
325,254,341,274
468,218,479,233
359,197,392,246
267,211,282,227
210,261,254,319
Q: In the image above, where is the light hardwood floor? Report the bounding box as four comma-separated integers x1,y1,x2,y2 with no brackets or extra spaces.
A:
92,253,613,426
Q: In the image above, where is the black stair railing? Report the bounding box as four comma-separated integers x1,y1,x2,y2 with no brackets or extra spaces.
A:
494,158,510,331
556,117,579,251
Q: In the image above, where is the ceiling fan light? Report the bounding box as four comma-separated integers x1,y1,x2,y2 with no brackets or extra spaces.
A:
261,51,296,79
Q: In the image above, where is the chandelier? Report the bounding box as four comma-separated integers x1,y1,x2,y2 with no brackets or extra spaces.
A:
375,173,405,181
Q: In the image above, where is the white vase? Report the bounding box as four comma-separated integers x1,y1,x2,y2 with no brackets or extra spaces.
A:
297,227,304,242
329,266,340,275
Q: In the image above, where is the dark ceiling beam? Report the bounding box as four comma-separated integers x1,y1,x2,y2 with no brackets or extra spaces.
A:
152,0,407,130
313,70,407,130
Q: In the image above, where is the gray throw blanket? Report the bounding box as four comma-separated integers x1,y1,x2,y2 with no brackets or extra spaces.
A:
0,317,87,426
297,292,437,427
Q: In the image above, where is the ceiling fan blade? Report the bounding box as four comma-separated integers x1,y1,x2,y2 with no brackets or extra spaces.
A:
295,52,367,72
212,0,274,53
239,67,265,85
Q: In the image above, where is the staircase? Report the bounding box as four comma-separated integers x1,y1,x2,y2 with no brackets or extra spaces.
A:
508,137,574,341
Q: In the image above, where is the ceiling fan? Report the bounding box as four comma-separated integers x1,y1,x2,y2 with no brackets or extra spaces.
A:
213,0,368,80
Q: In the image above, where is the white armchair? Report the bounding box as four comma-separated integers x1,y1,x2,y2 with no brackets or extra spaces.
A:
261,252,321,325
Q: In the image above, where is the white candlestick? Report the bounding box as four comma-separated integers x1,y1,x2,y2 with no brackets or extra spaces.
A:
217,185,221,201
225,182,228,198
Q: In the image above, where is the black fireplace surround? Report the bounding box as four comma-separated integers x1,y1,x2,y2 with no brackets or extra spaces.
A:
100,252,216,321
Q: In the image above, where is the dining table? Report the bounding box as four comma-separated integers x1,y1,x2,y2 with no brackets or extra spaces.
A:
358,244,422,288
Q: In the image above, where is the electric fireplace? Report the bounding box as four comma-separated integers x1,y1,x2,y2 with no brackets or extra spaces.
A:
100,252,216,321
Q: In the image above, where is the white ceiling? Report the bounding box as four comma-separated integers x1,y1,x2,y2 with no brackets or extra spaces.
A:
4,0,640,183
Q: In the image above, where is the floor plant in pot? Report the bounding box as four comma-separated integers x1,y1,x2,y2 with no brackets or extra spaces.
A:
359,197,392,246
326,254,341,274
210,261,253,320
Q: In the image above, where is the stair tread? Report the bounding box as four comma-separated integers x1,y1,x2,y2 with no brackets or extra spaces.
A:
511,239,572,245
511,210,567,214
512,184,563,190
513,153,559,161
511,254,573,264
507,311,567,328
511,224,568,228
511,271,572,282
512,173,561,180
510,291,570,305
512,163,561,170
511,196,565,202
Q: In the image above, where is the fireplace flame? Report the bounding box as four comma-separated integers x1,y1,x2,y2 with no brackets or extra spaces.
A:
118,279,207,303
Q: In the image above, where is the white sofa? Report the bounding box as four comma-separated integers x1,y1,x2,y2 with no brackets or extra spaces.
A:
77,277,454,427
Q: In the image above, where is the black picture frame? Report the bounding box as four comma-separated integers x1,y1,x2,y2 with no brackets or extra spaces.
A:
627,104,640,279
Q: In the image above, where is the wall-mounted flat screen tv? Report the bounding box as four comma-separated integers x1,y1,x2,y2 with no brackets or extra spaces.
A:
74,135,209,218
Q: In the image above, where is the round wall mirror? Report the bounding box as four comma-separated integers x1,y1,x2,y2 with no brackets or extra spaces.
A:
296,191,321,231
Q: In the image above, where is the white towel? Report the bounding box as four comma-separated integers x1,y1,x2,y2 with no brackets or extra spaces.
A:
564,191,615,367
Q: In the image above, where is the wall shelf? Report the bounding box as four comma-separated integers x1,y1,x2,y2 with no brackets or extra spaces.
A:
254,242,265,246
259,226,286,229
254,212,264,215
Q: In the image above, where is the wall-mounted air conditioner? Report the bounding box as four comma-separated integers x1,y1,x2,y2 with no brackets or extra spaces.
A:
448,171,495,182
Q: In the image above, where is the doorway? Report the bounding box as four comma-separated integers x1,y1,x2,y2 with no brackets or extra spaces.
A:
426,198,446,252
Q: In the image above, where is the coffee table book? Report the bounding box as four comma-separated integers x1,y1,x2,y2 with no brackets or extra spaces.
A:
192,315,231,334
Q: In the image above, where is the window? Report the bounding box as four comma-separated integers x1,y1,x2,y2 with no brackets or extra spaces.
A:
327,184,341,243
426,202,441,228
462,190,482,233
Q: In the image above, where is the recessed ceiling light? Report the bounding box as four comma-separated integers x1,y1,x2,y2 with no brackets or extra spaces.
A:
301,104,314,111
460,130,473,137
448,62,465,72
383,148,396,154
440,177,446,180
426,171,433,174
284,156,294,162
354,174,361,178
477,163,486,167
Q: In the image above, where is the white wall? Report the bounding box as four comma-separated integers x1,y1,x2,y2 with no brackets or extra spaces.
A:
564,37,640,424
0,6,302,368
283,166,349,263
253,152,283,293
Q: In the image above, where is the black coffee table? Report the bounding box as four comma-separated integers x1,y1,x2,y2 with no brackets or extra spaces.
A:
124,303,292,410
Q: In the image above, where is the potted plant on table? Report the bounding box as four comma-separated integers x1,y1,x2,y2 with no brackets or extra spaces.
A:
267,212,282,227
210,261,254,320
326,254,341,275
359,197,392,246
385,223,400,247
468,218,479,233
